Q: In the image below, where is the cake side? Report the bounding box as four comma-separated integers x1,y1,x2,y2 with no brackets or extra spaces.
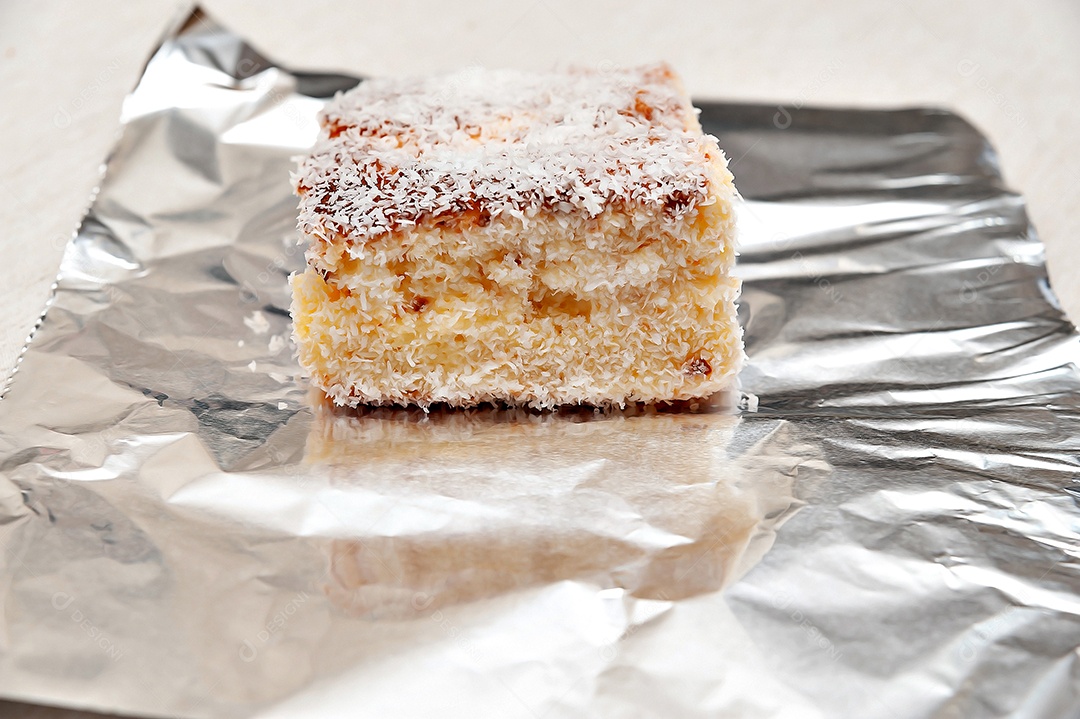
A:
290,64,743,409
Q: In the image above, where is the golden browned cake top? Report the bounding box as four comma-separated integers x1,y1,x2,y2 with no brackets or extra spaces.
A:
294,64,720,243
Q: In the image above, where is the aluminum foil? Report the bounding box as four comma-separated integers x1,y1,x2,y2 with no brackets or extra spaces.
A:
2,8,1079,718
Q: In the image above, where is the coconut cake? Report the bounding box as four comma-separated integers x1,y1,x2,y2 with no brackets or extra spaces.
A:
290,63,742,408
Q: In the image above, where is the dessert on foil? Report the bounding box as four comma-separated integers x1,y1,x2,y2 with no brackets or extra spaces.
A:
290,63,742,408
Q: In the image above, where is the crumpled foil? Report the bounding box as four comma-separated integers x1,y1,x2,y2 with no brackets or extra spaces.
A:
2,8,1079,719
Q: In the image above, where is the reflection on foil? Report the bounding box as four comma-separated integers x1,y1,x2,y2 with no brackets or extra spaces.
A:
310,398,801,618
1,6,1079,719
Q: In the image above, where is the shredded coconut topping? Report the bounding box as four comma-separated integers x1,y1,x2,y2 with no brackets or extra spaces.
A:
294,63,715,243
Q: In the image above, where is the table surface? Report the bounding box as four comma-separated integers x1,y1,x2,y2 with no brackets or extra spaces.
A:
1,1,1078,717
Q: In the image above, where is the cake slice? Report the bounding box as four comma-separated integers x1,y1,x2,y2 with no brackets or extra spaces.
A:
290,63,742,408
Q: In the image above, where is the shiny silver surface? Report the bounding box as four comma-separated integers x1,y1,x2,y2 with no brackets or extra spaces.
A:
1,9,1078,718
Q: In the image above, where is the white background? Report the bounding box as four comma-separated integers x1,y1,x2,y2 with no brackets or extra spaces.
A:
0,1,1077,716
